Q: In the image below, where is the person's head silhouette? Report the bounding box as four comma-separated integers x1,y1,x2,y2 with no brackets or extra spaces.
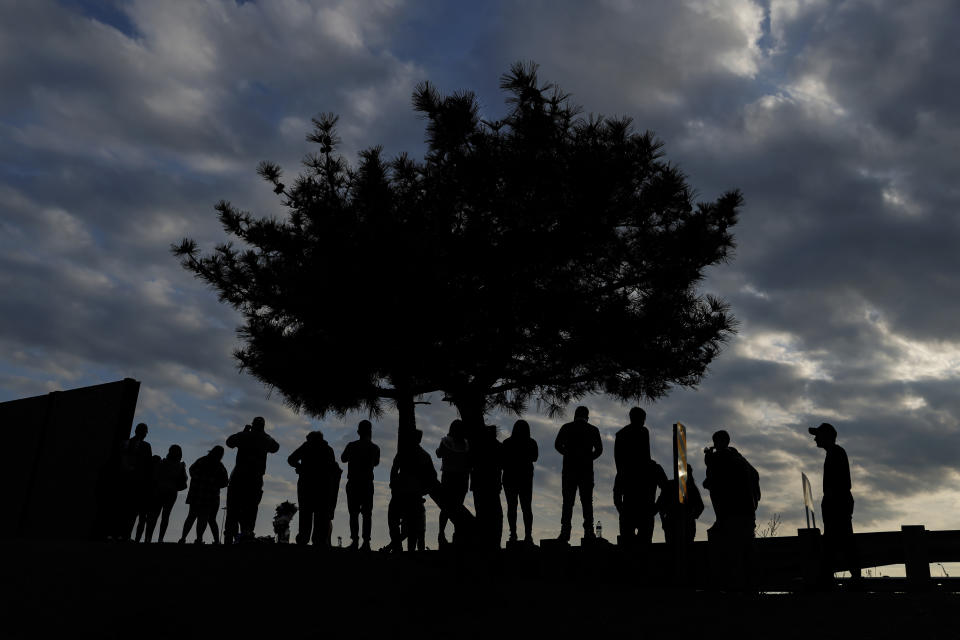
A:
574,406,589,422
449,419,464,440
134,422,148,439
358,419,372,440
712,430,730,450
252,416,266,433
209,445,224,461
808,422,837,449
167,444,182,462
629,407,646,425
306,430,324,444
512,419,530,439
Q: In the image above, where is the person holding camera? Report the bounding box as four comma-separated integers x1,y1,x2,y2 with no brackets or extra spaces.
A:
224,417,279,543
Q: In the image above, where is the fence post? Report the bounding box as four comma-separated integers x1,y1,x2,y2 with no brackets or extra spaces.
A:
902,525,931,591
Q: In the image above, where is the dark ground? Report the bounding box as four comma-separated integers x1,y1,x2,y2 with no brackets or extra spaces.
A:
1,541,957,639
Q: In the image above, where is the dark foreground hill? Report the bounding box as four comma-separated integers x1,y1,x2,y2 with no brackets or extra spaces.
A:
1,541,957,639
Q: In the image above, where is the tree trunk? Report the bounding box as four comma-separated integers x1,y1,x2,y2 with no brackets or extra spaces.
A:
453,392,486,442
395,390,416,449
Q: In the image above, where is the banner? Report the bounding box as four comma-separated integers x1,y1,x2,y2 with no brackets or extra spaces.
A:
801,471,815,511
674,422,688,504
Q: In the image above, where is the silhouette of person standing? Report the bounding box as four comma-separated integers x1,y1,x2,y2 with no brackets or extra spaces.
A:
613,408,666,546
501,420,538,544
340,420,380,550
555,406,602,543
809,422,860,581
471,424,504,549
386,429,437,552
119,422,152,540
703,430,759,590
436,419,471,547
657,463,705,545
289,431,341,546
153,445,188,543
180,446,229,544
702,430,759,539
224,417,279,543
135,455,161,542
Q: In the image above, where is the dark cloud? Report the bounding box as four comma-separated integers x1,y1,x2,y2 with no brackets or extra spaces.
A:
3,1,960,542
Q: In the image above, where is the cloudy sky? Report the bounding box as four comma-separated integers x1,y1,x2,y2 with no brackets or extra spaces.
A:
3,0,960,552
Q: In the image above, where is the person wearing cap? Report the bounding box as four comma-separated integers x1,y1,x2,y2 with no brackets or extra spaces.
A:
809,422,860,581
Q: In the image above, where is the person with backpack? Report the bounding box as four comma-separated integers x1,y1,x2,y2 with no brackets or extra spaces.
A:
152,444,188,543
288,430,342,547
703,430,760,590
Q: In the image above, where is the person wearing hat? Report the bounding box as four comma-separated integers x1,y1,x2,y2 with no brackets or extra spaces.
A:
809,422,860,581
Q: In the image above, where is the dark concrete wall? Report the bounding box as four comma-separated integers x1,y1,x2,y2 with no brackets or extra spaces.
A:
0,379,140,540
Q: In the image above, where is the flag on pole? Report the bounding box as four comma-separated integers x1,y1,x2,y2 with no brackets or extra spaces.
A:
675,422,688,504
801,472,815,512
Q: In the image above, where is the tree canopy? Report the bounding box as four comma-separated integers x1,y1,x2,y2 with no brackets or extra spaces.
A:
173,61,741,434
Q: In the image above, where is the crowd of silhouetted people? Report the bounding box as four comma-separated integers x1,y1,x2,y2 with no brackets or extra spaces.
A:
110,407,857,585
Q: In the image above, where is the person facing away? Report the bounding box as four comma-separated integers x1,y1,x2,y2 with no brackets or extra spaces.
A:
613,407,666,546
118,422,152,540
340,419,380,550
289,430,341,547
555,406,603,543
702,430,759,591
180,446,229,544
702,429,760,539
386,429,437,552
470,424,504,549
809,422,860,581
656,463,705,545
224,417,279,543
501,419,538,544
134,455,162,543
152,444,188,543
436,419,471,547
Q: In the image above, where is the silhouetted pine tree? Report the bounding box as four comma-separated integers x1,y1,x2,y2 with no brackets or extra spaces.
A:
173,61,741,442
